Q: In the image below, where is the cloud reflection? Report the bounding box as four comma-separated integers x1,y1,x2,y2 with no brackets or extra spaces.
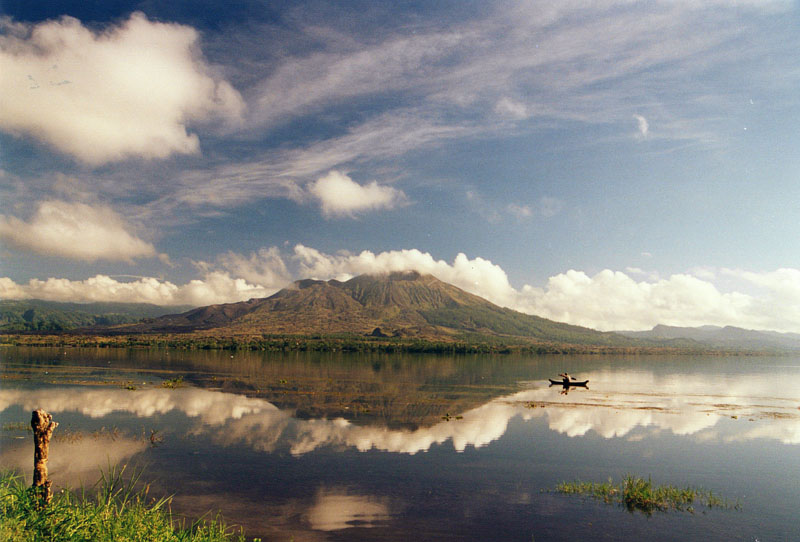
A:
2,368,798,458
306,489,391,531
515,370,800,443
0,387,270,425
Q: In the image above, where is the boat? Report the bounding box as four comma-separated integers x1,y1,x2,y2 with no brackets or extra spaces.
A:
549,378,589,386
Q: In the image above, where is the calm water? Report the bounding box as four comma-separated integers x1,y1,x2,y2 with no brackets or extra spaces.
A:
2,347,799,541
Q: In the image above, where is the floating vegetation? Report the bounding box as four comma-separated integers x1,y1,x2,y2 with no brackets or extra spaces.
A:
554,475,740,515
51,426,122,444
161,376,184,389
1,422,29,432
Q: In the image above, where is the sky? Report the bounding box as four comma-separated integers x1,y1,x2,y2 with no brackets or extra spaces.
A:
2,0,800,333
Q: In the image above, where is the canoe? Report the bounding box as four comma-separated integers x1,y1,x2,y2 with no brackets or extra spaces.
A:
549,378,589,386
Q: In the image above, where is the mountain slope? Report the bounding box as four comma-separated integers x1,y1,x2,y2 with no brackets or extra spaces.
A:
618,324,800,351
123,271,629,345
0,299,193,332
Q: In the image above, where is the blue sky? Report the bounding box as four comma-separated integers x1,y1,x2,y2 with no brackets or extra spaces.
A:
2,0,800,333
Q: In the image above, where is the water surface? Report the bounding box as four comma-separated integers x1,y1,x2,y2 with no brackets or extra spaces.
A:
2,348,799,541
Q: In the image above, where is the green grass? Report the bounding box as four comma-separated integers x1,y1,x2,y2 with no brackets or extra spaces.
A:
0,468,245,542
554,475,739,515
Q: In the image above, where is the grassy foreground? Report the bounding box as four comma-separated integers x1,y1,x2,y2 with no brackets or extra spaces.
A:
555,475,740,515
0,470,245,542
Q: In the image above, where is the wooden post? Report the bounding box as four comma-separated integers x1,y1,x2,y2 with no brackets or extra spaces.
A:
31,409,58,505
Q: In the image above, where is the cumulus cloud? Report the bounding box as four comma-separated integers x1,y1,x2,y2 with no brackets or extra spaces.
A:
285,246,800,333
0,200,156,262
0,13,244,165
634,114,649,137
515,269,800,333
0,271,276,307
290,244,519,308
3,242,800,333
308,171,406,217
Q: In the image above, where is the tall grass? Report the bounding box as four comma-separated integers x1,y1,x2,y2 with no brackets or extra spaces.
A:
555,475,740,515
0,468,244,542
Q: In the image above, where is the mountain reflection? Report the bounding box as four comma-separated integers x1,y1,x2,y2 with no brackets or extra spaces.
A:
2,367,798,457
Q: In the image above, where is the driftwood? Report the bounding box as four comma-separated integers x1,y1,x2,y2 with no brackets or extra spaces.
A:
31,409,58,504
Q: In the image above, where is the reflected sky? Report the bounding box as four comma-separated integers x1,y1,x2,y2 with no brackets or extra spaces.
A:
1,433,148,487
3,366,799,460
3,351,800,541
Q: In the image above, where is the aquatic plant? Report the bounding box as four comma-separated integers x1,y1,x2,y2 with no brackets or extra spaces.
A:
0,468,244,542
554,475,739,515
161,376,184,389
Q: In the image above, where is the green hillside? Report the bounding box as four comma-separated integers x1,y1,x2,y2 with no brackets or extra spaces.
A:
0,299,193,332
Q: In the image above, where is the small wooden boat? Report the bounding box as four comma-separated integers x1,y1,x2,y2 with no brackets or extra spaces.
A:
549,378,589,386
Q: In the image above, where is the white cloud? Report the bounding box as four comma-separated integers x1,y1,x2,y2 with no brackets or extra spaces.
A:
308,171,406,217
290,245,519,308
243,0,796,156
515,269,800,332
252,30,466,128
0,200,156,262
634,114,649,136
3,243,800,333
0,272,277,307
148,112,463,219
285,247,800,333
0,13,244,165
214,247,293,289
494,97,531,119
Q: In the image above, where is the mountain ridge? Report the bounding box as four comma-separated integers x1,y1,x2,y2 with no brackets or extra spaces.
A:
121,271,631,345
0,299,193,332
618,324,800,351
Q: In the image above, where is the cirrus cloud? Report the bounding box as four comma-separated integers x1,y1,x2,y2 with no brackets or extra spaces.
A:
0,13,244,165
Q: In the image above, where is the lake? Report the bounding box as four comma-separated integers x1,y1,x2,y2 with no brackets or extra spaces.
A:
2,347,799,541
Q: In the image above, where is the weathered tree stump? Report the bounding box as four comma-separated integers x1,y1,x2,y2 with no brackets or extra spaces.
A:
31,409,58,505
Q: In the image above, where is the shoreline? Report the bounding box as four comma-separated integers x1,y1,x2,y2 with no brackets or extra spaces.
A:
0,332,776,356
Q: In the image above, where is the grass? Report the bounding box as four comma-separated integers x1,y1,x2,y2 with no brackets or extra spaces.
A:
554,475,740,515
0,467,245,542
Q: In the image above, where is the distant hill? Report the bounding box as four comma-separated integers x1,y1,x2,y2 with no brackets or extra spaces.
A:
122,271,632,345
618,324,800,352
0,299,193,332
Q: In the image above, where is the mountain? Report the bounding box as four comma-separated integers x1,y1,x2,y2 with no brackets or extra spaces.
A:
123,271,629,345
0,299,193,332
618,324,800,351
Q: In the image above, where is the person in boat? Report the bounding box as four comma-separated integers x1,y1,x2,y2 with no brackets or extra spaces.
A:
559,372,572,385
